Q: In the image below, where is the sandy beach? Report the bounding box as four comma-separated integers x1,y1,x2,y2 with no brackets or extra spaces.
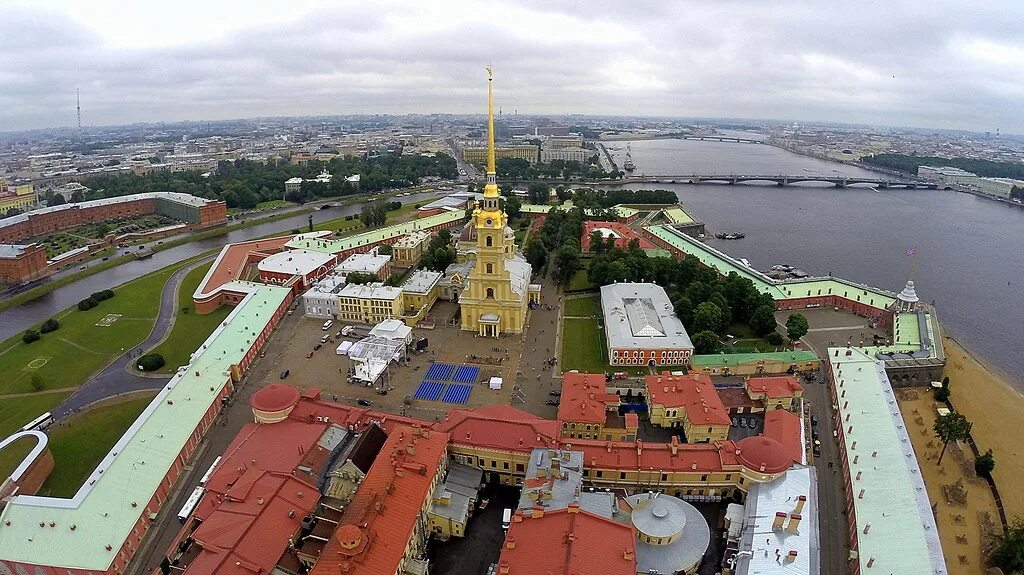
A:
942,334,1024,522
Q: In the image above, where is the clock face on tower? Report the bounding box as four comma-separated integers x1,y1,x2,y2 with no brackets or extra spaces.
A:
485,218,493,226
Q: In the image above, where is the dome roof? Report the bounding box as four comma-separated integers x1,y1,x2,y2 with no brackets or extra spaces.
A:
736,435,792,474
250,384,301,413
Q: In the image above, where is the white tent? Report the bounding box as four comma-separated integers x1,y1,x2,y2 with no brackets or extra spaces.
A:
336,341,353,355
489,377,502,390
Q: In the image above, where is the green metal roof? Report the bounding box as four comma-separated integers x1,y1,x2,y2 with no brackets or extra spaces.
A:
0,282,292,571
661,206,694,224
692,350,819,367
645,225,897,309
285,210,465,254
893,313,921,346
826,348,947,574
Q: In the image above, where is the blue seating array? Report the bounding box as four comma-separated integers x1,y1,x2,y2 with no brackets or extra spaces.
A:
425,363,456,381
413,380,446,401
442,383,472,404
452,365,479,383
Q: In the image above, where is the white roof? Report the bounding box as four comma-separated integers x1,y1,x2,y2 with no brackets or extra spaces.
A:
601,283,693,351
338,283,402,301
257,249,335,277
369,319,412,341
337,251,391,275
401,269,441,294
735,465,819,575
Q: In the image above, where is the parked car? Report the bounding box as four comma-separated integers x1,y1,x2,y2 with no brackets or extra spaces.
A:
357,399,372,406
548,390,562,396
732,417,740,427
320,334,331,344
812,445,821,457
811,415,819,426
545,399,560,406
811,429,820,440
280,369,290,379
738,418,748,428
314,343,323,351
306,351,314,359
322,320,333,331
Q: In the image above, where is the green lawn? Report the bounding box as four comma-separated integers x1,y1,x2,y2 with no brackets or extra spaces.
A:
0,435,37,489
723,322,791,353
37,395,154,498
0,260,192,436
564,295,601,317
565,267,596,293
561,318,609,372
146,262,231,372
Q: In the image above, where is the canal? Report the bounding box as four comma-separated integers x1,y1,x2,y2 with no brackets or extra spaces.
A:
0,190,444,339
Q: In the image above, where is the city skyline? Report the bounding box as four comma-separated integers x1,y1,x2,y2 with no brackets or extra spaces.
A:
2,0,1023,134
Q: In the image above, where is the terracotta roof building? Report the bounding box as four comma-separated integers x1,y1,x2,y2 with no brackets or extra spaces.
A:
309,425,449,575
558,372,631,441
497,505,636,575
646,373,731,443
745,376,804,410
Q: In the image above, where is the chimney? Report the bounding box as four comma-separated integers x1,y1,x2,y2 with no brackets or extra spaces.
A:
772,511,787,530
670,436,678,455
505,537,516,550
866,557,875,568
786,513,801,533
567,502,580,514
624,548,635,561
531,507,544,519
856,471,862,481
794,495,806,514
787,550,798,561
858,489,865,499
499,561,511,574
863,523,871,534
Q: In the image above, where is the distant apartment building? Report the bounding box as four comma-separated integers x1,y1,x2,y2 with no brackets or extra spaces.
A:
540,146,597,164
0,184,37,213
545,135,585,148
463,144,539,165
917,165,978,187
975,177,1024,199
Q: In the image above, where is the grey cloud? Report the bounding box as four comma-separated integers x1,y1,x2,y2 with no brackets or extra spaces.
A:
0,1,1021,132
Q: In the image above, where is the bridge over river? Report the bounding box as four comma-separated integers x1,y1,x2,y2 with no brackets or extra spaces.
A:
621,174,937,188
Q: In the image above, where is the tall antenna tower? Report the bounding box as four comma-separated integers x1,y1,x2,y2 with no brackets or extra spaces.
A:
76,88,82,134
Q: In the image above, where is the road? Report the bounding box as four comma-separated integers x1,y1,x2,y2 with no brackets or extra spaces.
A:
51,256,214,419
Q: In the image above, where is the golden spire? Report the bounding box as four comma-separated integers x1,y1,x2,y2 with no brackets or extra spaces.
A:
484,65,499,198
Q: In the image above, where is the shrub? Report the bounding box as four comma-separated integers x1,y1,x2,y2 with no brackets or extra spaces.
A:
22,330,40,344
975,449,995,478
766,332,784,346
90,289,115,301
39,318,60,333
30,374,44,391
78,297,98,311
933,386,951,402
137,354,165,372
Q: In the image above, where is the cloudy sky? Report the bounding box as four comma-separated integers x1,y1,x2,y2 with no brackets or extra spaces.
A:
2,0,1022,133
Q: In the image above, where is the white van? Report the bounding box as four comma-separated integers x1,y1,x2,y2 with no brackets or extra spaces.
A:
322,320,333,331
501,508,512,530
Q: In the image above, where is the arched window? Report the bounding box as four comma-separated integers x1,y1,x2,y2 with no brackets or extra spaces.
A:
486,263,493,274
486,288,494,299
485,235,493,247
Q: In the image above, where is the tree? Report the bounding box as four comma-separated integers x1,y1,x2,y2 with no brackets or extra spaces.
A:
377,244,393,255
556,185,572,202
785,313,809,341
554,244,581,282
933,412,972,465
749,305,778,336
137,354,166,372
30,374,44,391
766,332,785,346
990,519,1024,573
39,318,59,333
504,196,522,218
692,301,724,334
345,272,380,285
692,330,722,354
49,193,67,206
524,238,547,269
527,183,549,205
974,449,995,478
672,295,694,326
22,329,40,344
70,190,84,203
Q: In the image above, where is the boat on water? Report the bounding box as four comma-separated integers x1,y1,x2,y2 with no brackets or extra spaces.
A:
715,232,745,240
623,143,635,171
739,258,751,267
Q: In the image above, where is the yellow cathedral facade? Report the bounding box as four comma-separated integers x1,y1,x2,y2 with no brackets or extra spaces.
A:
460,67,540,337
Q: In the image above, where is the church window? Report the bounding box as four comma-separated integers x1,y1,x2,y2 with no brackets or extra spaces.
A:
486,235,493,247
486,288,494,299
486,263,493,274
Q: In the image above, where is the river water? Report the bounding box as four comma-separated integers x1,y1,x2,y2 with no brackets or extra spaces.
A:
608,138,1024,388
0,190,444,340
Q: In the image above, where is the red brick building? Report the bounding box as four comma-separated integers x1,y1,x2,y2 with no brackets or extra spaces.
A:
0,243,48,284
581,220,655,253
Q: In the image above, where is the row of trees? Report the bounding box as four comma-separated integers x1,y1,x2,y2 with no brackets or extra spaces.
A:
494,157,621,181
77,154,458,209
862,153,1024,180
419,229,458,272
358,201,401,227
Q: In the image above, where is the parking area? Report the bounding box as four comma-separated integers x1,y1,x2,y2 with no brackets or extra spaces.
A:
427,485,521,575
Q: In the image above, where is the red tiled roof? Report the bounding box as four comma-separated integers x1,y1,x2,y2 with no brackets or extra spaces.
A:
498,506,636,575
435,405,559,452
736,435,792,474
309,425,449,575
580,221,655,252
645,373,731,426
574,436,740,473
558,373,615,426
197,235,292,297
251,383,301,413
745,376,803,399
762,409,803,466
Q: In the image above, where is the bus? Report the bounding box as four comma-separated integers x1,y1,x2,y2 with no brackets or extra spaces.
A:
20,412,53,433
177,486,205,524
198,456,222,487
